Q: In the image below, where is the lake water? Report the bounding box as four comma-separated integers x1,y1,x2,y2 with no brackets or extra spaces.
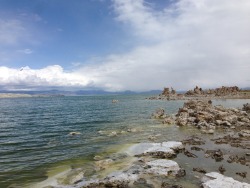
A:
0,95,249,187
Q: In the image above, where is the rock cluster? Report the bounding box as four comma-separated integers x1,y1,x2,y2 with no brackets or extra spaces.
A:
173,100,250,134
148,85,250,100
186,86,240,97
161,87,176,96
70,141,186,188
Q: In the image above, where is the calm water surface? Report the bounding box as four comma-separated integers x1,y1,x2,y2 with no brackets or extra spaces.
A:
0,95,249,187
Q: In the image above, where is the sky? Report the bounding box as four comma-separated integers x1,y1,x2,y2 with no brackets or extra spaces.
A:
0,0,250,91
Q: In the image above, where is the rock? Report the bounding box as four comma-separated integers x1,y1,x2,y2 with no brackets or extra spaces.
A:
205,149,223,162
95,159,114,170
112,99,118,103
105,171,139,185
163,117,175,124
133,178,154,188
93,155,103,161
182,136,205,145
243,103,250,113
98,130,106,135
201,172,250,188
240,117,250,123
184,150,198,158
110,153,129,161
215,120,223,125
108,131,118,137
145,159,181,176
58,168,84,185
193,167,207,174
148,135,156,141
127,128,138,133
238,130,250,137
176,118,188,126
201,129,215,134
236,172,247,178
176,168,186,177
161,182,183,188
227,155,247,165
152,108,165,119
191,146,204,151
218,165,225,174
221,121,232,127
128,141,183,158
69,132,81,136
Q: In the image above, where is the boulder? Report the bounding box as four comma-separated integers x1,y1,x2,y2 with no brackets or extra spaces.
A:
152,108,165,119
238,130,250,137
243,103,250,113
201,172,250,188
145,159,181,176
128,141,183,158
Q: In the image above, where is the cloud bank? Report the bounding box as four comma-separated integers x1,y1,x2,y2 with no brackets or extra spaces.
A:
1,0,250,91
0,65,91,90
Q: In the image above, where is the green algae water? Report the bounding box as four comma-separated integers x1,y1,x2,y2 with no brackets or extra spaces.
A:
0,95,249,187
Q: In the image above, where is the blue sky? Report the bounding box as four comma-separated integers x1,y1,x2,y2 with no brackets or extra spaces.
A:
0,0,133,69
0,0,250,91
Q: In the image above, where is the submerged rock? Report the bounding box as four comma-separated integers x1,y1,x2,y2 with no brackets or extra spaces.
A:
236,172,247,179
69,132,81,136
95,159,114,170
152,108,166,119
201,172,250,188
182,136,205,145
184,150,198,158
161,182,184,188
205,149,224,162
108,131,118,137
193,167,207,174
57,168,84,185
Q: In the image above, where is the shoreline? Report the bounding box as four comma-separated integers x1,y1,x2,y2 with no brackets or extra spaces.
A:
26,99,250,188
2,96,249,188
0,93,64,98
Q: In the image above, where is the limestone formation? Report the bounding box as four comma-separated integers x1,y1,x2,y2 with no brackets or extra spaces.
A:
243,103,250,113
174,100,250,132
128,141,184,158
201,172,250,188
148,85,250,100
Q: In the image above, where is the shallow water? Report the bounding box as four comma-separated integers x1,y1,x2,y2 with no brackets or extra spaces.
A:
0,95,249,187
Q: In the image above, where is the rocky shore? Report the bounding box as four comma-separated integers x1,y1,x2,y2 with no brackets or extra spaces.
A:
32,99,250,188
148,86,250,100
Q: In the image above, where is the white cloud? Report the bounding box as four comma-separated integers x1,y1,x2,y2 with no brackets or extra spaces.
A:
0,65,91,90
1,0,250,91
77,0,250,91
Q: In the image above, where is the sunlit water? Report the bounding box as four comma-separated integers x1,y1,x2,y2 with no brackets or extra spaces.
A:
0,95,249,187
